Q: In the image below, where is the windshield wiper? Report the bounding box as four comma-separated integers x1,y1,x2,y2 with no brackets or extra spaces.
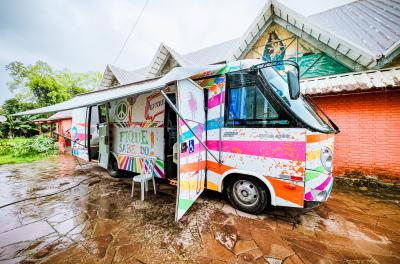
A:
304,95,340,134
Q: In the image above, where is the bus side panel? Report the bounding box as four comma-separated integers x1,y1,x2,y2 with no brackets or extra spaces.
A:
71,107,89,161
200,76,226,191
109,93,166,178
204,77,306,207
208,128,306,207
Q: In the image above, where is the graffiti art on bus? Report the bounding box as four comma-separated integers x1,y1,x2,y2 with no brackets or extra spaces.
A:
145,92,165,121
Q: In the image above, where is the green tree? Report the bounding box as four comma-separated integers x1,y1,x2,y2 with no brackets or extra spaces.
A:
0,97,39,138
1,60,102,138
5,60,102,106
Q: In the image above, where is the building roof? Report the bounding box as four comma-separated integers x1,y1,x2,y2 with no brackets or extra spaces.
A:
146,39,240,78
100,0,400,90
100,64,148,88
109,65,148,85
301,66,400,95
309,0,400,58
228,0,400,69
146,43,197,78
184,38,240,65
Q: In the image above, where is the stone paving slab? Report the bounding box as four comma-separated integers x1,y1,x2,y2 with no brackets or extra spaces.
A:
0,155,399,263
0,221,55,248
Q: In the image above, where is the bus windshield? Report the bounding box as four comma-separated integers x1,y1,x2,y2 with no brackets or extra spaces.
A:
260,67,334,133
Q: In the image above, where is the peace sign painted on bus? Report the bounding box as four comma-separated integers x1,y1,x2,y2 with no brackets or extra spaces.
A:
115,101,128,120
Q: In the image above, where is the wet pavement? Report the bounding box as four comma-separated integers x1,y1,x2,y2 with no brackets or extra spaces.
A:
0,155,399,264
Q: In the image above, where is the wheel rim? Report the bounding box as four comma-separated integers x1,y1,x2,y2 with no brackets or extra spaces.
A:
232,180,260,207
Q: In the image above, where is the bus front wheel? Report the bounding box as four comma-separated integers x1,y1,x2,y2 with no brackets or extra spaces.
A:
226,176,268,214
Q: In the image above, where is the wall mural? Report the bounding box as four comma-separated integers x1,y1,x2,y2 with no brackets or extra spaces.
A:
245,23,351,79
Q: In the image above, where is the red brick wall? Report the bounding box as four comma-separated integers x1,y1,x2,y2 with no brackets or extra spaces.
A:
312,90,400,180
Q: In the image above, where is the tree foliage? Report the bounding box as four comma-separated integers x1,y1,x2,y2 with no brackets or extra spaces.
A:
0,135,57,157
0,97,40,138
5,60,102,106
0,135,58,164
0,60,102,138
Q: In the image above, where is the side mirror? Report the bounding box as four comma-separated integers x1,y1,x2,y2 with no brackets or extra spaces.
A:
287,71,300,100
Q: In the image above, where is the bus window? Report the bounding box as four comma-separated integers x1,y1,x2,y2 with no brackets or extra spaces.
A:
99,104,108,123
89,106,100,160
225,72,290,127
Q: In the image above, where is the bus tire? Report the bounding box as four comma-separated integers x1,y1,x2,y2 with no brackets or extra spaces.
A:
107,156,119,178
226,175,268,214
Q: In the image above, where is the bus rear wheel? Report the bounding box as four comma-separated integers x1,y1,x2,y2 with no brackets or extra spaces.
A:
226,176,268,214
107,156,119,178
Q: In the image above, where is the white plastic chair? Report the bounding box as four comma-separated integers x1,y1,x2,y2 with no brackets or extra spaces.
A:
131,158,157,201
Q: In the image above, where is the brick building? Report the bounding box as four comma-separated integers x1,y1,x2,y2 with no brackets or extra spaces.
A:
97,0,400,179
303,68,400,180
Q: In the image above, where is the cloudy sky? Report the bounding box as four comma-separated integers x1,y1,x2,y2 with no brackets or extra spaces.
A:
0,0,353,104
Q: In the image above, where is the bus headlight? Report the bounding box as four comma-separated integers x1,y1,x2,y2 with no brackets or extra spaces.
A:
320,147,333,172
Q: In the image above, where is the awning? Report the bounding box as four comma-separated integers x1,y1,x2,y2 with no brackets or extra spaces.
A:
14,65,223,116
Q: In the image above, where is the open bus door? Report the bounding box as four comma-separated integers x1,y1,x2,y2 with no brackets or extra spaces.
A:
98,104,110,169
174,79,207,221
71,107,89,161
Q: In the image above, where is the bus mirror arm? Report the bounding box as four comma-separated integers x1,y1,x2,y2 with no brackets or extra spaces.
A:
287,71,300,100
249,60,301,99
161,90,221,164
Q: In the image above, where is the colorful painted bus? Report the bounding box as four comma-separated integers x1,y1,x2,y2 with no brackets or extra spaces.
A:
68,59,338,221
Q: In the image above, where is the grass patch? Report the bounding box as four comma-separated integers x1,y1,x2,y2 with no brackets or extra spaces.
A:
0,135,58,165
0,154,52,165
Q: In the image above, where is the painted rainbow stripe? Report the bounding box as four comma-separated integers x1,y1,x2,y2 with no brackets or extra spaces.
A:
304,132,335,201
208,91,225,109
304,174,333,201
117,155,165,178
207,140,306,161
175,117,223,136
206,117,223,131
113,121,164,128
153,159,165,178
179,123,204,142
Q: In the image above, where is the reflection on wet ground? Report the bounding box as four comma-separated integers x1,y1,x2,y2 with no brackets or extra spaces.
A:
0,154,399,263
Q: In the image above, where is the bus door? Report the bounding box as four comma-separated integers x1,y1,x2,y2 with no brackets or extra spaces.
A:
71,107,89,161
175,79,207,221
98,104,110,169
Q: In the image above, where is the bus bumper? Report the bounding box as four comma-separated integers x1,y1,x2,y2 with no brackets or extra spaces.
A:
304,170,334,204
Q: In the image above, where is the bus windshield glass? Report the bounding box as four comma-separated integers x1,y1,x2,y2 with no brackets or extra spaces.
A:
260,67,334,133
